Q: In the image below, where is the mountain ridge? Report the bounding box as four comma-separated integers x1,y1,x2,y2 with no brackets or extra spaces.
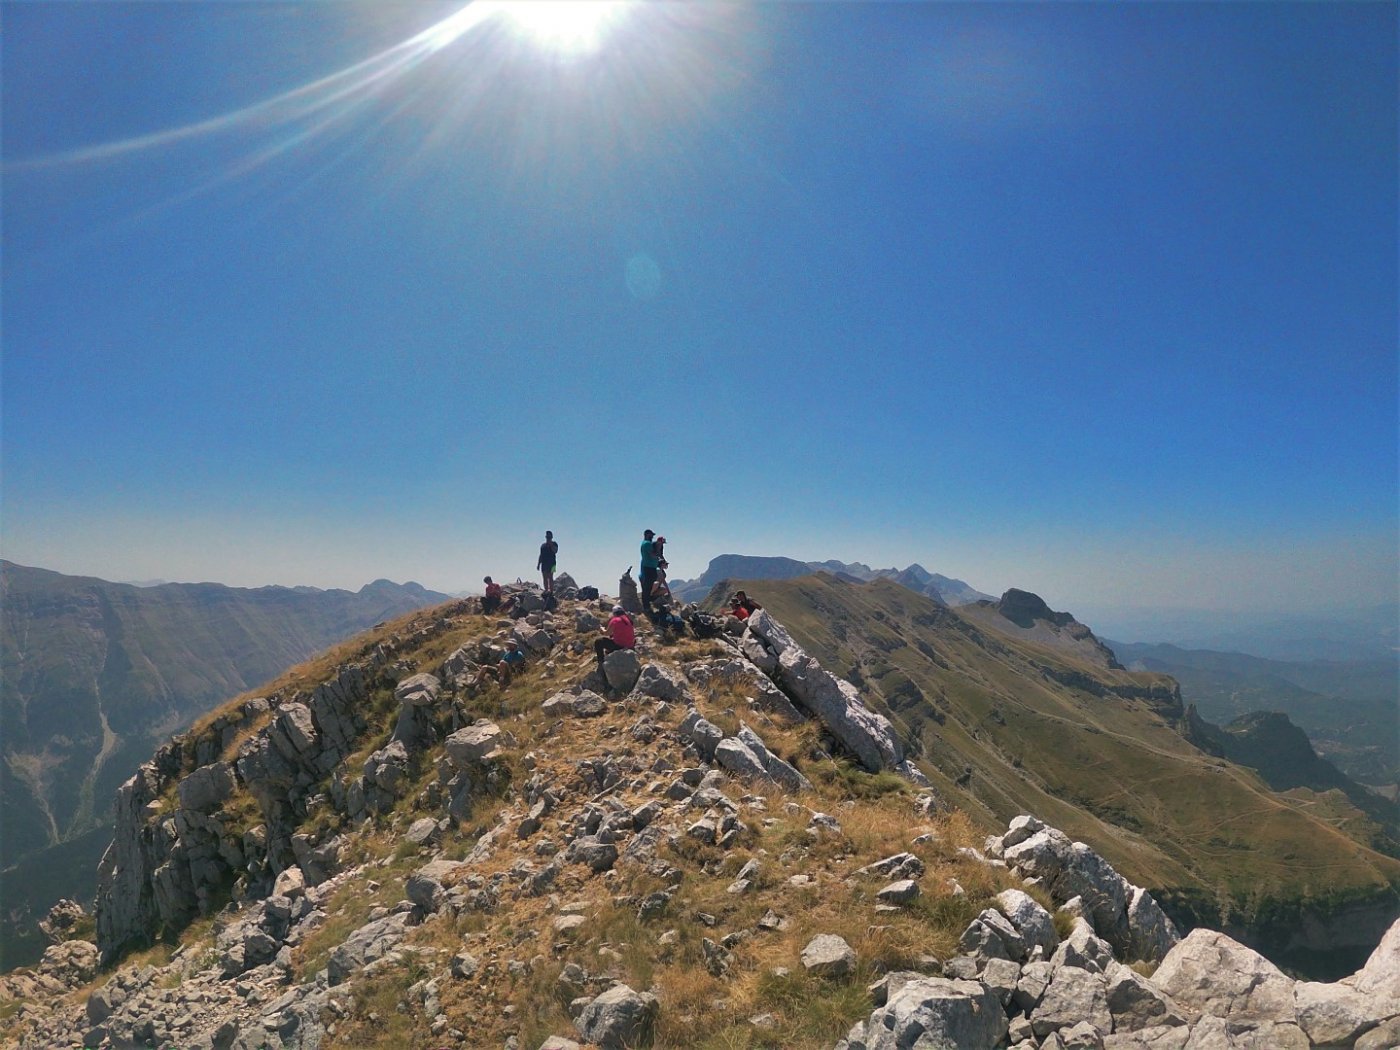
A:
671,555,993,606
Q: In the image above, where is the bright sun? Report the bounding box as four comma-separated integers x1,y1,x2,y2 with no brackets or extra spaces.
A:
496,1,630,55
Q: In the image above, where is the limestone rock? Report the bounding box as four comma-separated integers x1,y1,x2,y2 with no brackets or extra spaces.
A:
327,913,410,985
678,711,724,761
1345,916,1400,1001
856,853,925,882
1127,886,1180,963
1356,1015,1400,1050
746,609,905,773
445,721,504,768
1293,979,1385,1046
1051,918,1116,974
1105,964,1187,1032
574,984,658,1050
1032,966,1112,1040
864,976,1009,1050
1151,929,1296,1028
995,888,1058,957
877,880,920,906
603,649,642,692
634,664,689,702
802,934,857,978
176,761,236,812
1102,1026,1190,1050
394,672,440,705
37,899,88,945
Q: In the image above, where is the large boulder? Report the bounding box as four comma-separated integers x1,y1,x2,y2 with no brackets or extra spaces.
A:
634,664,690,702
713,726,812,792
678,711,724,762
445,721,504,768
1293,980,1385,1047
1105,965,1187,1032
1032,965,1112,1040
326,913,410,985
176,762,236,812
1126,887,1179,963
1151,929,1296,1028
574,984,658,1049
801,934,857,978
1343,916,1400,1002
394,672,440,705
603,649,642,693
995,888,1058,958
864,976,1009,1050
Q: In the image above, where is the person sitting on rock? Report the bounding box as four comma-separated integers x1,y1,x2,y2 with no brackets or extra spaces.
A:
729,590,761,620
594,605,636,673
652,588,685,636
481,576,504,614
478,643,527,686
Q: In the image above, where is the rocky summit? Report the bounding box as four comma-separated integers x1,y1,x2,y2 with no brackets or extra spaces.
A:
2,584,1397,1050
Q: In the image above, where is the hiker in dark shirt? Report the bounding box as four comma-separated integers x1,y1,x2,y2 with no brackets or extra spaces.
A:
537,530,558,594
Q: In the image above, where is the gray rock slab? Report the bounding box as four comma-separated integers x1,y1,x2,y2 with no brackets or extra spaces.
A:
574,984,658,1050
802,934,857,978
1293,979,1385,1046
1032,966,1111,1040
865,976,1009,1050
996,888,1059,957
445,721,503,768
1152,929,1296,1028
1106,964,1187,1032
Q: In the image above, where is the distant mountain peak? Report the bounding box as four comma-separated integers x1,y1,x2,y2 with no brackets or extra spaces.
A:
670,554,991,606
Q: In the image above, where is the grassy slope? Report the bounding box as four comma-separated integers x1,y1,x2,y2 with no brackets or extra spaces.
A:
728,575,1400,923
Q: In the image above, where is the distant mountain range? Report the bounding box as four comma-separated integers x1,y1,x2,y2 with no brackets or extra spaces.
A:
1086,602,1398,663
1110,639,1398,788
0,561,450,968
671,555,993,606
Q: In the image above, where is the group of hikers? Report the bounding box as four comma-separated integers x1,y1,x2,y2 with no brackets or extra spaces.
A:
476,528,763,682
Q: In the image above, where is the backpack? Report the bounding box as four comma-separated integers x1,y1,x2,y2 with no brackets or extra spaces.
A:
578,585,599,601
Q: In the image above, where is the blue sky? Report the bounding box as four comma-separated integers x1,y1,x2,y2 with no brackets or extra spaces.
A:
3,1,1396,622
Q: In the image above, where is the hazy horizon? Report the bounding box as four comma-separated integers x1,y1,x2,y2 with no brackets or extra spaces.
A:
4,3,1395,629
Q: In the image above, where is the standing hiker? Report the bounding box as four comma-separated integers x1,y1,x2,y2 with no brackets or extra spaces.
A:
639,529,660,616
537,530,559,594
595,605,636,672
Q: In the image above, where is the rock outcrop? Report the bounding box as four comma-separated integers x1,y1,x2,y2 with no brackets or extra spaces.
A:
839,815,1400,1050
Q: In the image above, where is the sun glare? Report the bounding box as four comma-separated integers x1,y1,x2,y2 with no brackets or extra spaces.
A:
495,1,630,55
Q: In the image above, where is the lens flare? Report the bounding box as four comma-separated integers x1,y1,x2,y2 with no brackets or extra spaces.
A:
493,2,630,55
